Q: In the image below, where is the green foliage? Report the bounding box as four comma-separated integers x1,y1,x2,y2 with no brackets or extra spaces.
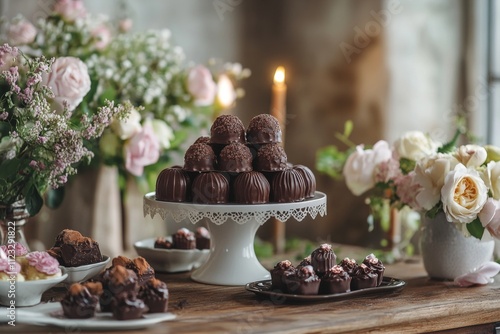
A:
315,145,350,180
467,218,485,239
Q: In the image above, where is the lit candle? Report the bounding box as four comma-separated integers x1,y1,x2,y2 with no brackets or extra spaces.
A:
271,66,286,144
216,74,237,110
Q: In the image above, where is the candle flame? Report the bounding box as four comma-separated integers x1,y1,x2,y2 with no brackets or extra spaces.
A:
274,66,285,84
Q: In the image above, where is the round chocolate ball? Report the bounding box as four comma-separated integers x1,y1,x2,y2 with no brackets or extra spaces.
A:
292,165,316,198
218,142,253,172
191,172,230,204
184,143,216,172
246,114,282,144
155,167,191,202
210,114,246,145
193,135,211,145
254,143,287,172
271,168,306,203
233,171,270,204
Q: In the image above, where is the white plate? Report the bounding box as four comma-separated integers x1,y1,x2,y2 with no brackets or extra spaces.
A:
0,274,68,307
60,255,111,284
13,302,176,330
134,237,209,273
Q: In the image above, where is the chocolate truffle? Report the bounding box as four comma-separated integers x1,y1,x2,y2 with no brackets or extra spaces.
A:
82,281,103,298
61,283,99,319
184,143,216,172
49,229,102,267
191,171,229,204
271,168,306,203
246,114,282,144
320,265,351,294
362,253,385,286
270,260,295,290
292,165,316,198
195,227,211,250
339,258,357,276
172,228,196,250
107,265,139,299
155,167,191,202
154,237,172,249
112,296,148,320
350,263,378,291
311,243,337,277
254,143,287,172
128,257,155,286
210,114,246,145
283,265,320,295
298,255,312,268
233,171,270,204
193,135,211,145
218,142,253,172
139,278,169,313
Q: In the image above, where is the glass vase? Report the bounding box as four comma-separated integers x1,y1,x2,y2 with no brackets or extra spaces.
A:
0,199,31,251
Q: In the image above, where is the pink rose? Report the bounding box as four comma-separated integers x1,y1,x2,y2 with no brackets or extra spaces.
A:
187,65,217,106
42,56,91,112
124,124,160,176
53,0,87,22
454,261,500,287
395,171,422,209
7,19,37,46
343,140,392,196
119,18,133,33
478,198,500,238
91,24,112,51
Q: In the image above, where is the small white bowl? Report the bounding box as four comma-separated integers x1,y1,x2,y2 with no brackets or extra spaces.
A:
134,238,209,273
0,273,68,307
60,255,111,284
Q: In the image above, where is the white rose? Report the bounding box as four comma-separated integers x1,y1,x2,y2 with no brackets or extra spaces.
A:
485,145,500,163
414,153,459,210
441,163,488,224
343,140,392,196
42,57,91,112
482,161,500,200
454,144,487,168
111,108,142,140
7,19,37,46
394,131,440,161
150,119,174,150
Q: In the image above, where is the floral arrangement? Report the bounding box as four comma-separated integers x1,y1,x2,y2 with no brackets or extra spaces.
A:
0,44,128,216
317,122,500,242
2,0,250,192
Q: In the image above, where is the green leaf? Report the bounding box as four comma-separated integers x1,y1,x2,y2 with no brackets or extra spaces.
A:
426,202,443,219
315,145,348,180
0,158,22,180
467,218,485,239
25,185,43,217
399,158,416,175
343,120,353,138
46,187,65,209
438,129,460,153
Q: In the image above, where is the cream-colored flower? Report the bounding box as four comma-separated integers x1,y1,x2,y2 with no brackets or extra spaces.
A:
414,153,459,210
111,108,142,140
394,131,440,161
441,163,488,224
454,144,487,168
482,161,500,200
485,145,500,163
149,119,174,150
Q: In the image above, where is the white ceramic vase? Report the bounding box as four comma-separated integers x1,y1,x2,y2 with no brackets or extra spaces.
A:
419,211,495,280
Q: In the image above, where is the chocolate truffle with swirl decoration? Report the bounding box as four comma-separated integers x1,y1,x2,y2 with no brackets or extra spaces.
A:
350,263,378,291
310,243,337,277
271,168,306,203
191,171,229,204
283,265,320,295
320,265,351,294
270,260,295,290
155,167,191,202
233,171,270,204
292,164,316,198
362,253,385,286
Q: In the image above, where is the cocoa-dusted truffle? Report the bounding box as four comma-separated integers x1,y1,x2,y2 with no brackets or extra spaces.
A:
128,257,156,286
218,142,253,172
172,228,196,250
283,265,320,295
184,143,216,172
139,278,169,313
195,227,211,250
254,143,287,172
339,257,357,276
107,265,139,298
362,253,385,286
49,229,102,267
350,263,378,291
246,114,282,144
112,296,148,320
210,114,246,145
61,283,99,319
233,171,270,204
191,171,229,204
310,243,336,277
271,168,306,203
292,165,316,198
155,167,191,202
270,260,295,290
320,265,351,294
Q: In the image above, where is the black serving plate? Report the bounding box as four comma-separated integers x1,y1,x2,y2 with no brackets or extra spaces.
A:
245,276,406,302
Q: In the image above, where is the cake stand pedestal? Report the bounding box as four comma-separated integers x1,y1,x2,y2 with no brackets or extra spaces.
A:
143,192,327,286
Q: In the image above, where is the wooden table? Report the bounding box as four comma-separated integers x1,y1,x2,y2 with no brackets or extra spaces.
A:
5,257,500,334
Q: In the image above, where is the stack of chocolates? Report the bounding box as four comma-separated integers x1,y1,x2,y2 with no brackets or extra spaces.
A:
154,227,211,250
155,114,317,204
270,244,385,295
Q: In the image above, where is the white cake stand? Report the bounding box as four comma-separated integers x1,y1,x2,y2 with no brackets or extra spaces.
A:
143,191,327,286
